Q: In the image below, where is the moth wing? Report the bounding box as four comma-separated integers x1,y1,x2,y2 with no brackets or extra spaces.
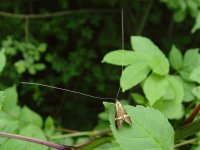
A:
124,115,132,125
115,117,123,128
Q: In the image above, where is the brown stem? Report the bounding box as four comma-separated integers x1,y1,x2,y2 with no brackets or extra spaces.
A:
183,104,200,125
0,132,74,150
0,9,117,19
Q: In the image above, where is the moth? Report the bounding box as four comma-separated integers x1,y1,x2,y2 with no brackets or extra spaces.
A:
115,100,132,128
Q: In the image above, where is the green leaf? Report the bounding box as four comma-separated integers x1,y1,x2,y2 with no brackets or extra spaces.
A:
120,62,150,91
19,106,43,128
3,86,18,112
0,91,5,111
107,102,174,150
37,43,47,52
154,100,184,119
143,74,168,105
131,36,169,75
149,54,169,75
183,48,200,68
169,45,183,71
191,11,200,33
190,66,200,84
192,86,200,99
0,118,19,144
131,93,146,104
1,125,48,150
163,76,184,103
44,116,55,137
176,76,195,102
0,50,6,73
34,63,46,70
102,50,148,66
180,48,200,81
131,36,163,55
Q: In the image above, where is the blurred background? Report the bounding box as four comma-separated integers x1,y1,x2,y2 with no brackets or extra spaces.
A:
0,0,200,131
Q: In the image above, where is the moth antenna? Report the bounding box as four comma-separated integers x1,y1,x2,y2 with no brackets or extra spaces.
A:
115,8,124,100
20,81,114,101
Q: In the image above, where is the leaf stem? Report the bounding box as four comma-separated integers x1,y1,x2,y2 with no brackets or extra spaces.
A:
0,132,74,150
50,128,111,140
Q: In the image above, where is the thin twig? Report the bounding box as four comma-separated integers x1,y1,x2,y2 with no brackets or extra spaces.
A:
137,0,154,35
50,128,111,140
174,138,197,148
0,9,117,19
0,132,74,150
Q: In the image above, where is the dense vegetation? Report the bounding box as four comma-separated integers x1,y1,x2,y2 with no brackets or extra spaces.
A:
0,0,200,149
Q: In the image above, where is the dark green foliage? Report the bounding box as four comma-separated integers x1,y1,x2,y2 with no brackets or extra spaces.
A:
0,0,200,149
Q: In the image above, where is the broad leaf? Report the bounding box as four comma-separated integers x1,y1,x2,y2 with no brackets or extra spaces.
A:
143,74,168,105
106,102,174,150
169,45,183,71
0,50,6,73
102,50,148,66
131,93,146,104
154,100,184,119
120,62,150,91
131,36,169,75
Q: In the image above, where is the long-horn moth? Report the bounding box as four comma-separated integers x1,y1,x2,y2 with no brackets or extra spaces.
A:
115,100,132,128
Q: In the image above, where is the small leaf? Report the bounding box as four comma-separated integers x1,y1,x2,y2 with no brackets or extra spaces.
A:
102,50,148,66
180,48,200,81
0,50,6,73
131,36,169,75
169,45,183,71
176,76,195,102
183,48,200,68
131,93,146,104
34,63,46,70
19,106,43,128
3,85,18,112
44,116,55,137
143,74,168,105
107,102,174,150
163,76,184,103
149,54,169,75
37,43,47,52
120,62,150,91
190,66,200,84
131,36,162,55
191,11,200,33
154,100,184,119
192,86,200,99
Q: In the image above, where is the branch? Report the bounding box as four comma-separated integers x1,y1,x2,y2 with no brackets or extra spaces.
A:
137,0,154,35
50,128,111,140
0,132,74,150
0,9,117,19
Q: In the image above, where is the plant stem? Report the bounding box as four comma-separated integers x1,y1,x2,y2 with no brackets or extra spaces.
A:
0,132,74,150
0,9,117,19
174,138,197,148
50,128,111,140
175,120,200,143
137,0,154,35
